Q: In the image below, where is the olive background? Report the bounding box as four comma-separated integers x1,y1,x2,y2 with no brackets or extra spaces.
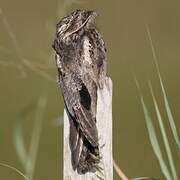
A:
0,0,180,179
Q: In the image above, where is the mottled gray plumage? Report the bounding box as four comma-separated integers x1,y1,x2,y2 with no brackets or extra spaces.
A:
52,9,107,174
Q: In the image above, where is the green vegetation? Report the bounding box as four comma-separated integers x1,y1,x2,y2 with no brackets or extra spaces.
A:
134,26,180,180
14,89,48,180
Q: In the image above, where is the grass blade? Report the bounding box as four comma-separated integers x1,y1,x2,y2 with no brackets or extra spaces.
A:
25,90,48,180
132,177,157,180
14,123,28,168
113,160,129,180
159,73,180,150
146,24,180,150
134,78,172,180
0,162,29,180
149,83,178,180
140,97,172,180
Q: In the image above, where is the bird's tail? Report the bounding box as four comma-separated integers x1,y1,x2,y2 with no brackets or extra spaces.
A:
69,118,100,174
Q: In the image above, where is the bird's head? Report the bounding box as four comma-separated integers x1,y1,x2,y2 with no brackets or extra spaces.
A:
56,10,97,40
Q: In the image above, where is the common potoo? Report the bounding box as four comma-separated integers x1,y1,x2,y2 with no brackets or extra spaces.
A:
52,9,107,174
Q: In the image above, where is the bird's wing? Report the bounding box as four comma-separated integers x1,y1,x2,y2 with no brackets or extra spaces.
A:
59,74,98,148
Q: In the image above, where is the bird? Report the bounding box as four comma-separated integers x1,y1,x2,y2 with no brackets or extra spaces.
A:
52,9,107,174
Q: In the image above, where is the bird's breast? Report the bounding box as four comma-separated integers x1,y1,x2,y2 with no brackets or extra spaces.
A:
82,36,93,65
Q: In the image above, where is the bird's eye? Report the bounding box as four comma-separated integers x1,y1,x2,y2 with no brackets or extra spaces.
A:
57,24,67,34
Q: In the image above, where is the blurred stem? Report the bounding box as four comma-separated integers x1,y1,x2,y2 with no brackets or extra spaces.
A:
25,90,48,180
113,160,129,180
14,123,28,168
0,8,55,81
0,162,29,180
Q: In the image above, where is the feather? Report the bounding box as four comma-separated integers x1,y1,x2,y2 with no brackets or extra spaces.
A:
53,9,107,174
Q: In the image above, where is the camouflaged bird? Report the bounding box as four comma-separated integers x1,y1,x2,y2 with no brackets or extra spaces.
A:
52,9,107,174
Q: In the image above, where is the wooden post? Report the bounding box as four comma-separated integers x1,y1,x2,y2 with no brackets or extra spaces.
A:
63,77,113,180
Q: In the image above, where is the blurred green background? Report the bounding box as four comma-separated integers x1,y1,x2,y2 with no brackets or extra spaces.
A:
0,0,180,179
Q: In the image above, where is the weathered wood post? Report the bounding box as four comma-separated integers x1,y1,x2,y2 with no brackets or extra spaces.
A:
63,78,113,180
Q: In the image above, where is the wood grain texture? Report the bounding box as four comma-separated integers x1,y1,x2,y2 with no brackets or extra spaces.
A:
63,77,113,180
